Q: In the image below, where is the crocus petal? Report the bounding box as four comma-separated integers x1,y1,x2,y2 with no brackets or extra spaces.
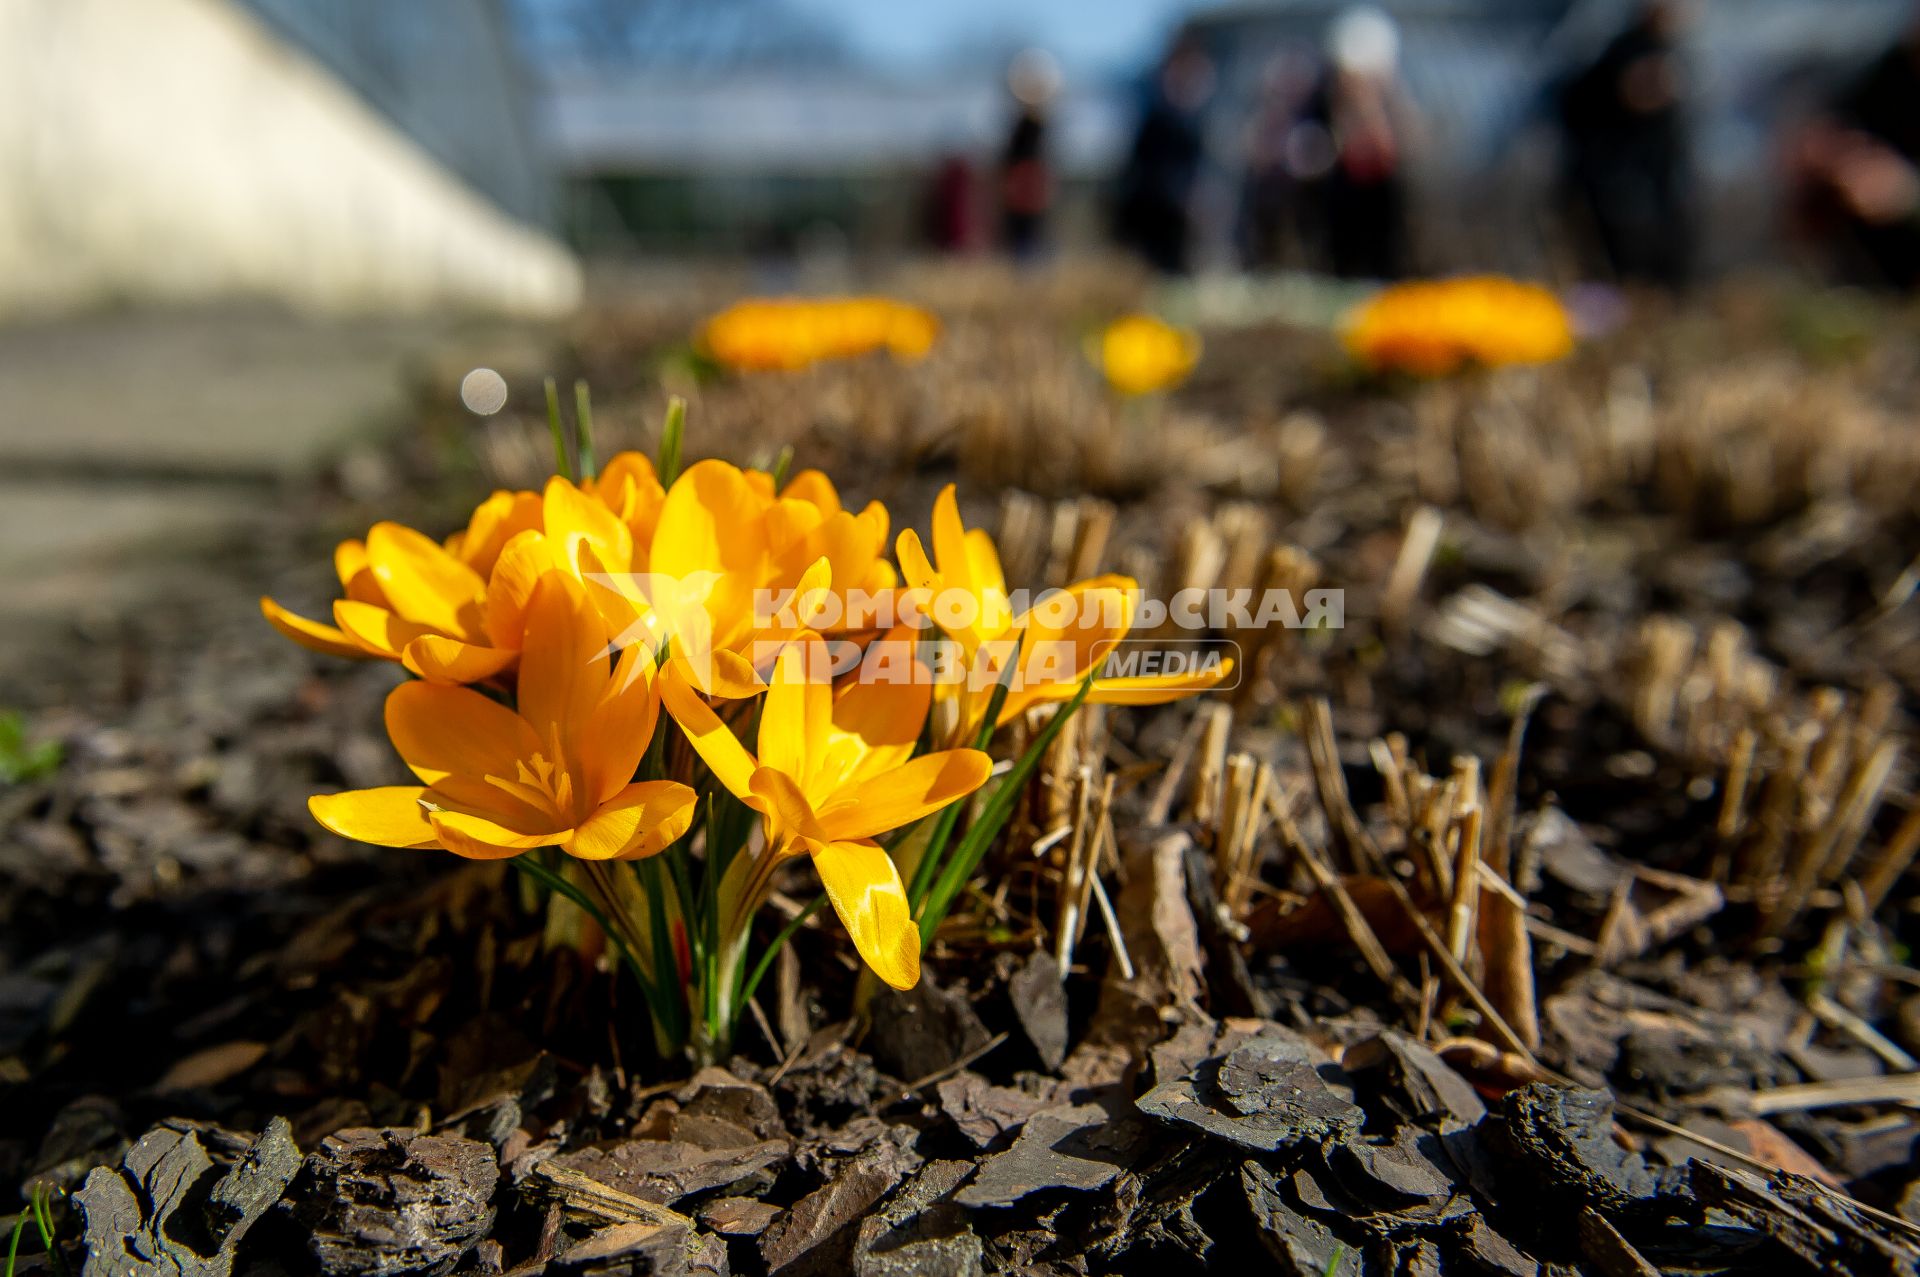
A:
458,489,544,576
385,680,545,789
895,528,939,594
517,572,612,748
930,485,971,596
333,599,440,661
261,596,370,660
757,640,830,788
827,649,932,785
667,649,764,700
485,529,566,650
748,767,825,843
564,781,698,860
779,468,843,516
580,644,661,806
334,539,388,606
309,786,436,848
429,813,541,860
365,522,487,637
544,475,634,572
1083,658,1236,704
659,666,759,802
816,748,992,842
401,635,517,684
811,838,920,990
649,459,770,583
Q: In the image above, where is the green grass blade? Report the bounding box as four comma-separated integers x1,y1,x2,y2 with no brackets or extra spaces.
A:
906,631,1022,911
918,674,1094,945
573,379,598,481
738,894,825,1010
543,376,571,480
658,396,686,487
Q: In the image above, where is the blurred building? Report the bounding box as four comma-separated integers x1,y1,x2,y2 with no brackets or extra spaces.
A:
0,0,579,318
517,0,1131,255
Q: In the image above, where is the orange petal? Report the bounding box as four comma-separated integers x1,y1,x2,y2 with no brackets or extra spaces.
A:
580,644,661,806
1085,657,1235,705
544,474,634,572
757,639,830,786
485,529,565,650
828,649,932,784
429,812,542,860
659,665,759,801
929,486,966,586
333,539,388,607
516,572,612,745
649,459,769,582
895,528,939,594
458,489,543,576
309,786,436,847
365,521,487,637
333,599,440,661
748,766,824,843
779,468,843,516
667,648,764,700
811,838,920,990
565,780,697,860
816,749,991,842
402,635,517,684
261,596,369,660
385,680,544,789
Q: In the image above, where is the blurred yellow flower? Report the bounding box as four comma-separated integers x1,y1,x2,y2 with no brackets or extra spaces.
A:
1093,313,1201,395
700,296,939,372
1343,276,1574,377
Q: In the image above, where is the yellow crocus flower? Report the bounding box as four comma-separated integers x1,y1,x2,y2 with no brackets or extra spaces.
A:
1343,276,1574,376
1094,313,1200,396
661,636,991,989
897,485,1232,741
307,571,696,862
699,297,940,372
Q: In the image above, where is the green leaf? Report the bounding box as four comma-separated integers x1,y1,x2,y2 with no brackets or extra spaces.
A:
918,672,1094,945
0,712,61,785
543,376,571,480
658,396,686,487
738,894,825,1011
573,379,598,481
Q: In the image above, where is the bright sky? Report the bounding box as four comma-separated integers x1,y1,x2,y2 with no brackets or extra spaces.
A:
786,0,1204,76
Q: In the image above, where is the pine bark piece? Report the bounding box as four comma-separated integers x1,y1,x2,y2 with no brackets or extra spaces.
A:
76,1117,300,1277
290,1128,499,1277
1136,1026,1364,1153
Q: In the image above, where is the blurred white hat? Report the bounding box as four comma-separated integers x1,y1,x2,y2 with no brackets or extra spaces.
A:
1328,6,1400,77
1008,47,1062,107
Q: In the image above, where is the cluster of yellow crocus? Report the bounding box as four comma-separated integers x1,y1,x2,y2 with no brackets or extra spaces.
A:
1342,276,1574,377
699,296,939,372
266,444,1226,1020
1092,313,1202,395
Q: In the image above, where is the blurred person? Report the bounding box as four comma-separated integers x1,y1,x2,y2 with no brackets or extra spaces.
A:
1116,37,1216,274
1787,7,1920,288
1001,49,1061,262
1237,48,1320,269
1554,0,1694,288
924,151,982,253
1297,6,1417,279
